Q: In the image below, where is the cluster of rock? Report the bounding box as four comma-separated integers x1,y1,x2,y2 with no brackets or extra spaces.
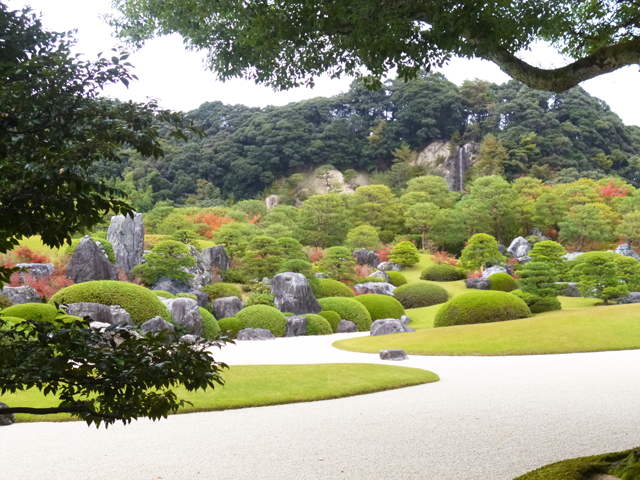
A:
506,236,532,264
63,303,133,326
353,248,379,268
1,285,41,305
370,316,414,336
15,263,54,281
354,282,396,296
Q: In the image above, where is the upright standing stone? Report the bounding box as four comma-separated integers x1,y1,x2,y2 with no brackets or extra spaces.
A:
107,212,145,277
353,249,379,268
184,246,213,291
271,272,322,315
160,297,203,336
201,245,230,273
66,236,117,283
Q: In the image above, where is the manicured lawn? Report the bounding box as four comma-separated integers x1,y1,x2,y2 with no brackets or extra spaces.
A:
333,303,640,356
0,363,439,423
401,253,434,284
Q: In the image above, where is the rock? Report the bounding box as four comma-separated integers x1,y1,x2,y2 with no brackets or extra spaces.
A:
337,320,358,333
370,318,416,336
237,328,275,341
201,245,230,273
352,248,379,268
0,402,15,426
377,262,402,272
183,245,213,291
179,334,199,343
518,256,532,265
507,236,532,259
615,244,640,261
271,272,322,315
530,227,551,241
563,252,584,261
556,282,582,297
15,263,54,281
370,270,390,283
1,286,41,305
619,292,640,304
66,236,117,283
354,282,396,296
497,244,506,255
89,321,112,330
192,291,209,308
466,277,491,290
141,316,175,334
482,265,507,278
315,272,330,279
107,212,145,277
265,194,279,210
162,298,203,336
109,305,133,326
62,302,133,326
212,296,245,319
262,277,272,285
379,349,408,361
285,315,308,337
152,276,192,295
400,315,412,325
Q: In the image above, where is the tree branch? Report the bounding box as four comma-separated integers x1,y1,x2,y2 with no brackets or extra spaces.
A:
0,405,117,418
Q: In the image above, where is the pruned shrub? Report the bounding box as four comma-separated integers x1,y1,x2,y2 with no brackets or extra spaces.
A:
218,317,243,337
236,305,288,337
222,269,248,284
354,276,384,284
386,271,407,287
393,283,449,309
434,291,531,327
354,294,405,321
316,278,355,298
154,290,176,299
200,307,221,339
201,283,242,302
317,297,372,332
317,310,341,332
489,272,519,292
420,264,465,282
511,290,562,314
0,303,59,322
303,313,332,335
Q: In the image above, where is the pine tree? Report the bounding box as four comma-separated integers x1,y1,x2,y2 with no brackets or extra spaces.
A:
519,262,559,297
388,241,420,267
459,234,505,272
318,246,357,284
578,253,629,304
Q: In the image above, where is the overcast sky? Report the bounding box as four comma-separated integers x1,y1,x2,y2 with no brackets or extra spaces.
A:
10,0,640,126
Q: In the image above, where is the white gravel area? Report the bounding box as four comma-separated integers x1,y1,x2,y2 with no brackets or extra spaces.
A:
2,333,640,480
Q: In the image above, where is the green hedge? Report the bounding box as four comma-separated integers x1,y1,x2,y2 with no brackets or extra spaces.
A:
386,271,408,287
236,305,288,337
354,294,405,321
66,236,116,264
177,293,198,301
218,317,243,337
489,272,519,292
434,290,531,328
303,313,333,335
512,290,562,314
154,290,176,299
201,283,243,302
420,264,465,282
316,278,355,298
50,281,172,326
318,297,372,332
317,310,342,332
1,303,59,322
200,307,220,339
393,283,449,309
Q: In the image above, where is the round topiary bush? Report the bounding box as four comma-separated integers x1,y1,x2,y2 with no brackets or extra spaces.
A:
489,272,519,292
200,307,220,339
434,291,531,328
1,303,59,322
511,290,562,314
393,283,449,309
420,264,465,282
317,297,372,332
386,271,408,287
316,278,355,298
154,290,176,299
235,305,288,337
218,317,243,337
50,281,172,326
317,310,341,332
354,294,405,321
201,283,243,302
303,313,332,335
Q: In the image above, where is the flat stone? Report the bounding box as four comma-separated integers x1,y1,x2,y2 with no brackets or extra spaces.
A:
370,318,416,336
466,277,491,290
63,302,133,326
563,252,584,261
179,334,199,343
482,266,507,278
285,315,307,337
1,286,41,305
212,296,245,319
0,402,15,426
379,349,408,361
271,272,321,315
237,328,275,341
337,320,358,333
618,292,640,304
354,282,396,296
315,272,330,278
377,262,402,272
89,321,112,330
15,263,54,280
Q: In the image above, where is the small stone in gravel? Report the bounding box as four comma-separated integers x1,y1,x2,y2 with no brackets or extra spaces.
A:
0,402,15,426
337,320,358,333
379,349,408,361
237,328,275,341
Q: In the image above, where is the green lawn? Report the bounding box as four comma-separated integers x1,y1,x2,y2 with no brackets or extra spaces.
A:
0,363,439,423
334,303,640,356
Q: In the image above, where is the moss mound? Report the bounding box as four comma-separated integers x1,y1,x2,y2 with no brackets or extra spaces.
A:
317,310,341,332
434,290,531,328
573,251,623,264
316,278,355,298
354,294,405,321
201,283,242,302
386,271,408,287
318,297,372,332
1,303,59,322
393,282,449,309
303,313,333,335
420,264,464,282
512,291,562,314
200,307,220,339
50,281,172,326
236,305,288,337
154,290,176,299
489,272,518,292
218,317,243,337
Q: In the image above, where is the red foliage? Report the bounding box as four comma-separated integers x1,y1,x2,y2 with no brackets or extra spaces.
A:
467,271,482,279
10,246,50,264
307,247,324,263
247,214,262,224
507,258,518,265
10,263,73,300
598,182,630,199
376,245,393,263
432,251,459,266
188,213,235,239
354,265,376,278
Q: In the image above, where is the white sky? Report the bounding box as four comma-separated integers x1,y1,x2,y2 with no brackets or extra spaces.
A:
10,0,640,126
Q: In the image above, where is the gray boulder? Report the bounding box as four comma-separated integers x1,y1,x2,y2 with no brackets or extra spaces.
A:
107,212,145,277
377,262,402,272
212,296,245,319
466,277,491,290
0,402,15,426
518,256,532,265
379,349,408,361
618,292,640,304
615,243,640,261
62,302,133,326
1,285,41,305
563,252,584,261
530,227,551,242
353,282,396,296
179,334,200,343
66,236,117,283
152,277,192,295
497,244,506,256
337,320,358,333
507,236,532,259
315,272,330,279
482,265,507,278
237,328,275,341
161,298,203,336
15,263,54,281
140,316,176,343
183,245,213,291
353,248,379,268
271,272,321,315
265,194,279,210
285,315,308,337
201,245,230,273
400,315,412,325
556,282,582,297
370,318,416,336
370,270,390,283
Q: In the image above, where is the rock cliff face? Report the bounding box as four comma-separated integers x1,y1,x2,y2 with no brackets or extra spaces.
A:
107,212,145,277
184,246,213,291
202,245,230,272
412,141,478,192
66,236,117,283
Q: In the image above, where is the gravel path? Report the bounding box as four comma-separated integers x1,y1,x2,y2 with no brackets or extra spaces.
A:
2,333,640,480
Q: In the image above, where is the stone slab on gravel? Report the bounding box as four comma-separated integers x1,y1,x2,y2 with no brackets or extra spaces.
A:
370,318,416,336
237,328,275,341
379,349,408,361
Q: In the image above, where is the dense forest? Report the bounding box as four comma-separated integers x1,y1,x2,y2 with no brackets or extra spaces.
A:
89,73,640,209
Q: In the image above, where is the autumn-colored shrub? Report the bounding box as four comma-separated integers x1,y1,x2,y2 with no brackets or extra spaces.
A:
375,245,393,263
432,251,459,266
188,213,235,239
9,246,50,264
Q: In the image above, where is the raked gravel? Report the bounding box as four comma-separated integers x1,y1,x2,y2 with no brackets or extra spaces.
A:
2,332,640,480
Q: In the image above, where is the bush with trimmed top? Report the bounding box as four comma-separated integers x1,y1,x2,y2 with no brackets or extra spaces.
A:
317,310,341,332
434,290,531,327
236,305,288,337
0,303,59,322
354,294,405,321
393,283,449,309
303,313,332,335
201,283,243,302
511,290,562,314
318,297,372,332
177,293,197,301
489,272,518,292
200,307,220,339
218,317,243,337
420,264,465,282
316,278,355,298
386,271,407,287
154,290,176,299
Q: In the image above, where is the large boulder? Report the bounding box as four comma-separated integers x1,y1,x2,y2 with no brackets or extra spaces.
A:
353,248,379,268
152,276,191,295
615,244,640,261
62,302,133,326
201,245,230,273
140,316,176,343
66,236,117,283
285,315,308,337
466,277,491,290
0,402,15,426
1,286,41,305
377,262,402,272
160,297,203,336
482,265,507,278
237,328,275,341
370,270,390,283
183,246,213,291
507,236,532,259
353,282,396,296
618,292,640,304
212,296,245,319
265,194,279,210
370,318,416,336
271,272,322,315
337,320,358,333
107,212,145,277
15,263,54,281
556,282,582,297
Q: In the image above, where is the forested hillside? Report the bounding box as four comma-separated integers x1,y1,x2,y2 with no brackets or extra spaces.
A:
90,73,640,209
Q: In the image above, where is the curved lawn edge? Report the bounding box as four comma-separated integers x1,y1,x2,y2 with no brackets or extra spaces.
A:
1,363,439,423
